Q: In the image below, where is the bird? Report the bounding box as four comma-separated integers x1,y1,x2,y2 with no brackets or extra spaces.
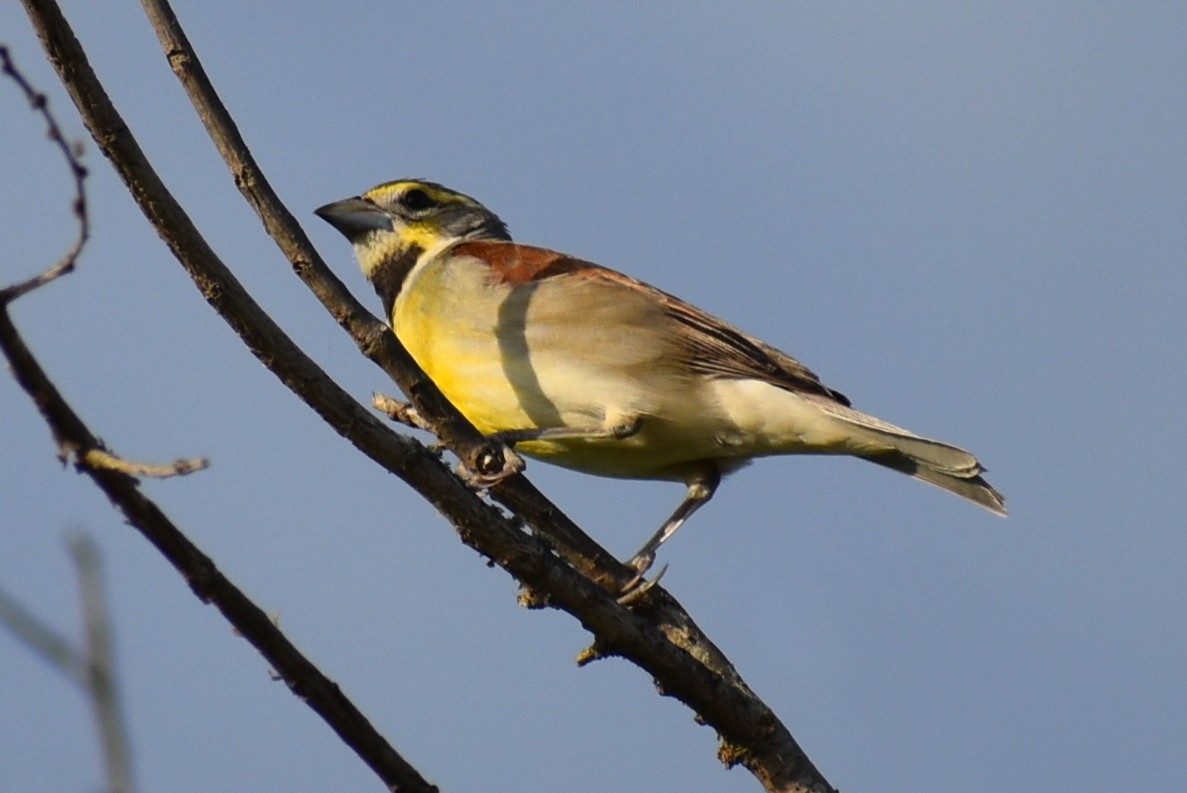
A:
316,179,1005,580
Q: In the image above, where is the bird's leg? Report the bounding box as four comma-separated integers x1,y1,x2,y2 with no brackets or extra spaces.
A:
490,417,642,446
621,466,721,592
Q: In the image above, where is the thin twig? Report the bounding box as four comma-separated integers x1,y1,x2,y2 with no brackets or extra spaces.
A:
0,537,138,793
15,1,838,789
83,448,209,478
119,8,836,789
70,534,137,793
0,44,87,304
1,44,439,793
372,393,433,432
0,585,89,687
136,0,627,584
0,302,441,793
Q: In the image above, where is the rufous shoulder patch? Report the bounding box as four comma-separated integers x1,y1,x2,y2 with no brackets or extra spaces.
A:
452,241,593,285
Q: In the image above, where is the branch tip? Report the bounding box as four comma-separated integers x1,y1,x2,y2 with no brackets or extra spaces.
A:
81,449,210,479
371,392,431,431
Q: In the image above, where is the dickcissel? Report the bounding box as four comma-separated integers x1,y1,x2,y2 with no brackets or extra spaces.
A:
317,180,1005,577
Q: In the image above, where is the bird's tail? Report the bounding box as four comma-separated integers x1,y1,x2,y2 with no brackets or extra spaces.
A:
805,396,1007,516
863,450,1006,516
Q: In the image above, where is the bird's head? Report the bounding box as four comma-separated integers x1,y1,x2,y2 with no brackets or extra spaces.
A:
315,179,510,283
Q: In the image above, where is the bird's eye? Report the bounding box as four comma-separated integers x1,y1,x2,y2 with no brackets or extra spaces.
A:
400,188,434,213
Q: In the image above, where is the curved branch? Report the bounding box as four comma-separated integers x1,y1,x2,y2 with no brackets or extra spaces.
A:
0,44,87,302
17,0,837,790
0,299,438,793
2,46,434,793
82,448,209,478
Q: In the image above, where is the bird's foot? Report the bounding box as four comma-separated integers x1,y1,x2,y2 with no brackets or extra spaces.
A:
617,562,668,606
459,441,525,489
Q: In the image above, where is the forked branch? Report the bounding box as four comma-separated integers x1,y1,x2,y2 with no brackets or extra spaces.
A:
13,1,837,789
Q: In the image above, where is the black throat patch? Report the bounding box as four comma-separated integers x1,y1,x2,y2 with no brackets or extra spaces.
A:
370,245,423,320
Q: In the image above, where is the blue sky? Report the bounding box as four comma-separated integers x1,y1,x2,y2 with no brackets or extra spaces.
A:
2,3,1185,792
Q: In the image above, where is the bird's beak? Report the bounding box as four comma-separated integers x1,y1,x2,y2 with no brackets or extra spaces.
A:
314,197,394,240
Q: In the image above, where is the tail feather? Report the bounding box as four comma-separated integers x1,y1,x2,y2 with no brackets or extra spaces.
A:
802,395,1006,516
864,451,1007,516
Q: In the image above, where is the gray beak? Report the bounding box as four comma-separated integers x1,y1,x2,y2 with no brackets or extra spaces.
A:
314,197,394,240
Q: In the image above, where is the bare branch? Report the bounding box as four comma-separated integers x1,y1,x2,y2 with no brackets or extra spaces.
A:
15,0,838,789
0,44,87,304
372,392,433,433
82,448,209,478
1,47,438,793
69,534,137,793
133,0,628,585
1,535,138,793
0,538,137,793
0,298,441,793
0,584,89,688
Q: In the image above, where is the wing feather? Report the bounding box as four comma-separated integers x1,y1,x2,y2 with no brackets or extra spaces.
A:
450,240,850,405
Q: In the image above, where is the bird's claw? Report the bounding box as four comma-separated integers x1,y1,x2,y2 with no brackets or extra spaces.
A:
617,563,668,606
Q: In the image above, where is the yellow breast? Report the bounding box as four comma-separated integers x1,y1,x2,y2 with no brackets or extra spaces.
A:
391,246,803,481
394,253,531,435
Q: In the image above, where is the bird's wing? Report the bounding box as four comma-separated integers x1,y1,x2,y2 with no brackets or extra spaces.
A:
451,240,850,406
658,297,850,405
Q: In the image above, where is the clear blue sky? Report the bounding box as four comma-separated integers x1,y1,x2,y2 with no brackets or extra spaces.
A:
3,3,1185,792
